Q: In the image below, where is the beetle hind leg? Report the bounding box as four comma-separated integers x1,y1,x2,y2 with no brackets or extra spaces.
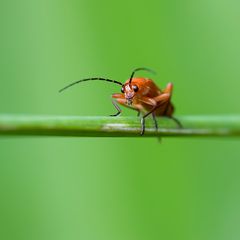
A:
167,116,182,128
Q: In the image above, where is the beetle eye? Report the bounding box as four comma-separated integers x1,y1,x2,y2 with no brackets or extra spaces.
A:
121,87,124,93
133,85,139,92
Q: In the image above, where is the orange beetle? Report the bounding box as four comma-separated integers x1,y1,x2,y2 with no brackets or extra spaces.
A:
59,67,182,135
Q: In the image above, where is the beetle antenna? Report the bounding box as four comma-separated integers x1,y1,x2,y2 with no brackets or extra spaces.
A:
59,78,123,93
129,67,156,84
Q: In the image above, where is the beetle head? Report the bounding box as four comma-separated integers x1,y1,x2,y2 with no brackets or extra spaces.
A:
121,82,139,106
120,67,155,105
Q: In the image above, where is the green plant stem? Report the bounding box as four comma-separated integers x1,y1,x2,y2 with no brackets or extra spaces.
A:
0,115,240,137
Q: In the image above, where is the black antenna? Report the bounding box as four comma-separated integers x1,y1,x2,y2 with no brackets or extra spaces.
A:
129,67,156,84
59,77,123,93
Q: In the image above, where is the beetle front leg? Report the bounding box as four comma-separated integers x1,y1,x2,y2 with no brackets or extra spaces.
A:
110,99,122,116
111,93,144,116
110,93,124,117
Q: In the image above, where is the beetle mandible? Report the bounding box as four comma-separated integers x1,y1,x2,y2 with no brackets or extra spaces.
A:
59,67,182,135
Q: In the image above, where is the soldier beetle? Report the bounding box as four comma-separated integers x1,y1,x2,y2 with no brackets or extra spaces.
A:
59,67,182,135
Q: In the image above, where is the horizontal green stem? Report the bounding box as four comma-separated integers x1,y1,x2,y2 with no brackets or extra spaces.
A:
0,115,240,137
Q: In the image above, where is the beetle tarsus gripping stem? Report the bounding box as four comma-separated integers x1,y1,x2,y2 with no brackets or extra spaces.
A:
110,111,121,117
169,116,183,128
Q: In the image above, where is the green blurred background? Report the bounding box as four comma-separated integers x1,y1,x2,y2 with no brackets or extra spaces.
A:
1,0,240,239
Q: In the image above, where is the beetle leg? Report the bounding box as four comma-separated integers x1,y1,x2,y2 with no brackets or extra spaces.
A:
112,93,144,115
163,82,173,94
111,93,144,117
166,116,183,128
154,94,182,128
140,117,145,135
110,99,122,116
143,94,170,119
110,94,125,116
139,94,170,135
140,113,160,135
152,112,163,142
138,97,157,135
152,112,158,130
159,85,182,127
112,93,125,99
159,83,172,114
